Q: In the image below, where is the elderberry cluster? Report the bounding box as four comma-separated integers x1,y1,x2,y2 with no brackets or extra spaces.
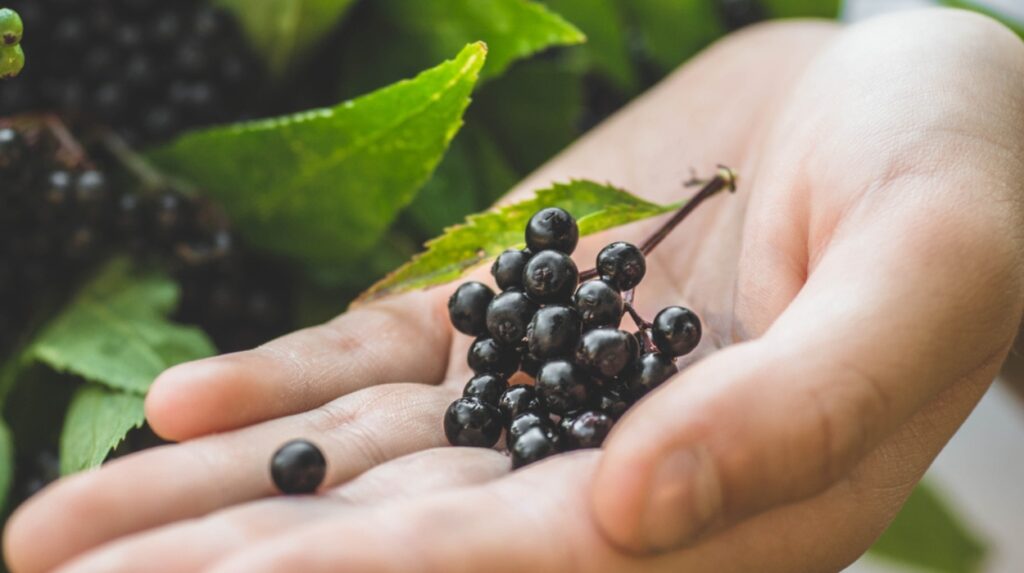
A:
445,207,703,468
0,124,289,353
0,0,262,144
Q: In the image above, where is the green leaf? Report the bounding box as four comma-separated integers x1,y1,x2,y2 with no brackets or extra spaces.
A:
762,0,842,18
25,260,215,395
150,43,488,268
620,0,725,73
0,417,12,513
59,385,145,475
867,481,987,573
360,180,677,301
472,58,584,174
544,0,637,91
380,0,584,81
940,1,1024,38
215,0,358,77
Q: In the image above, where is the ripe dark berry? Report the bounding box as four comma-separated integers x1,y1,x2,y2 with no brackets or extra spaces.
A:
522,250,579,303
448,281,495,336
596,242,647,291
491,249,531,291
520,352,542,377
467,337,520,377
444,397,504,448
624,352,679,399
498,384,544,422
511,425,561,469
562,411,615,450
270,439,327,495
525,207,579,254
652,306,702,357
506,411,556,449
0,127,26,173
575,328,639,379
485,290,537,345
526,305,582,360
596,381,633,419
535,360,593,415
573,279,624,329
462,373,508,406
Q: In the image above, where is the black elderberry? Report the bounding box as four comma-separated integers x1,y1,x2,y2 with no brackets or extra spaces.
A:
520,352,542,377
270,439,327,495
511,425,561,469
575,328,639,380
444,397,504,448
522,250,579,303
462,373,508,407
526,305,582,360
562,411,615,450
525,207,579,254
486,290,537,345
573,279,624,329
506,411,556,449
448,281,495,336
467,337,520,377
652,306,702,357
491,248,531,291
0,127,26,173
498,384,543,422
624,352,679,399
535,359,592,416
596,242,647,291
596,381,633,419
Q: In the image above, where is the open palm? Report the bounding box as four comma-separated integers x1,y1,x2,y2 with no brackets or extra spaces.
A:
6,9,1024,573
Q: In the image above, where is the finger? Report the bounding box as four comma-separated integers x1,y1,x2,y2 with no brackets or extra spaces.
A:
56,449,509,573
593,188,1024,551
4,383,456,573
146,289,452,440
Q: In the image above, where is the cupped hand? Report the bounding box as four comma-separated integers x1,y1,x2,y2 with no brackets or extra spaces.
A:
6,8,1024,573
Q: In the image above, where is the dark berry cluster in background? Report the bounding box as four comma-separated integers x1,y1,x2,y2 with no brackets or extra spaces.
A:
0,123,291,354
0,0,263,145
445,207,702,469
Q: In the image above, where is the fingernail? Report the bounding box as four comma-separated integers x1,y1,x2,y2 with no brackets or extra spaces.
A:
639,446,722,550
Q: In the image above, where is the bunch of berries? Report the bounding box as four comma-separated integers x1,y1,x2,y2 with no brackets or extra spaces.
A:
0,123,290,353
445,207,702,468
0,7,25,79
0,0,262,144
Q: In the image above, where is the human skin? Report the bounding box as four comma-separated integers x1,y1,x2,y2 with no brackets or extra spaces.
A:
5,8,1024,573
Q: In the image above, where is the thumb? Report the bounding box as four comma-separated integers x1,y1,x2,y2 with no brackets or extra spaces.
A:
590,207,1023,553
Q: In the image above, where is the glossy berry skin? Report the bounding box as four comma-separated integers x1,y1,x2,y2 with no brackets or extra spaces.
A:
462,374,508,407
596,381,633,419
511,425,561,469
506,411,556,449
597,242,647,291
498,384,544,422
444,397,504,448
573,279,623,329
523,250,579,303
270,439,327,495
625,352,679,399
576,328,639,380
491,249,531,291
448,281,495,336
526,305,582,360
467,338,520,377
535,360,593,415
525,207,579,255
652,306,702,357
486,290,537,345
563,411,615,450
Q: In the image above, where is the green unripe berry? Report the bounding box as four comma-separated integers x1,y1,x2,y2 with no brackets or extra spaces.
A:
0,44,24,79
0,8,23,46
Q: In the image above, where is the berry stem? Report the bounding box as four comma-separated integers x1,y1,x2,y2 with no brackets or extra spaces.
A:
98,130,193,195
578,165,736,282
623,302,652,330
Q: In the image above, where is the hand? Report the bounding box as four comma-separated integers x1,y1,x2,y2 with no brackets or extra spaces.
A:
6,8,1024,572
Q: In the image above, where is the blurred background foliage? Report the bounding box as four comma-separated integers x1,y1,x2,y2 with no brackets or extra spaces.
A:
1,0,1021,571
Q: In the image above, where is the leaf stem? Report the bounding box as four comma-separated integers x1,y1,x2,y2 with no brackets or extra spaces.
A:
579,165,736,281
